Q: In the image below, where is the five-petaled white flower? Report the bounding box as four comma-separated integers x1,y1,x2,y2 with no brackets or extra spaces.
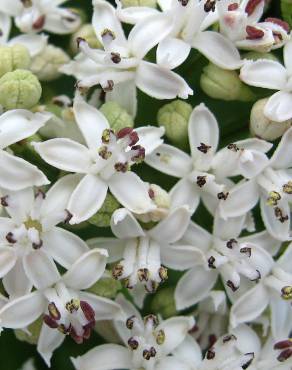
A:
33,95,162,224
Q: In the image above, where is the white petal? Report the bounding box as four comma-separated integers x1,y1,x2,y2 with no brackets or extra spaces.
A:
173,335,202,368
270,127,292,169
238,150,270,179
44,12,80,35
117,4,159,24
181,221,212,253
0,247,16,278
0,151,49,191
264,91,292,122
270,297,292,339
73,97,109,150
156,357,191,370
158,316,195,355
68,174,108,224
135,126,165,156
239,231,281,256
277,243,292,273
136,61,193,99
87,237,125,263
108,172,154,214
9,34,47,57
3,187,34,223
188,103,219,160
170,178,200,214
23,250,60,290
0,0,21,15
79,292,123,321
145,144,192,178
37,324,65,367
0,291,45,329
129,13,174,59
0,110,51,150
260,197,291,241
3,259,32,298
110,208,145,239
0,12,11,43
106,79,137,117
161,245,205,270
148,206,191,243
284,40,292,75
232,324,261,357
33,139,92,173
157,38,190,69
240,60,287,90
175,266,218,310
71,344,132,370
230,283,269,328
192,31,243,70
62,249,108,290
218,180,259,219
43,227,89,269
213,212,245,240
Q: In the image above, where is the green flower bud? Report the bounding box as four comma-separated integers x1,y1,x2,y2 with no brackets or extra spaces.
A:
157,100,192,149
15,317,43,345
200,63,256,102
70,24,102,54
87,274,122,298
0,69,41,110
0,45,31,78
281,0,292,27
88,193,120,227
243,51,279,62
151,287,177,318
121,0,157,7
250,98,291,141
30,45,70,81
100,101,134,132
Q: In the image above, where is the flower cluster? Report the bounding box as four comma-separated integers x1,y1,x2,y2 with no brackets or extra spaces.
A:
0,0,292,370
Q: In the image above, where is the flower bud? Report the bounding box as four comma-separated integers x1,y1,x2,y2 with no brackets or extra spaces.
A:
250,98,291,141
100,102,134,132
151,287,177,318
200,63,256,102
70,24,102,54
87,274,121,298
0,69,42,110
121,0,157,7
0,45,31,78
157,100,192,149
88,193,120,227
243,51,279,62
15,317,43,345
30,45,70,81
281,0,292,27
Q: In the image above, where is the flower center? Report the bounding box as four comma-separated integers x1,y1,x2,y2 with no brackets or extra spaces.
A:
24,218,43,233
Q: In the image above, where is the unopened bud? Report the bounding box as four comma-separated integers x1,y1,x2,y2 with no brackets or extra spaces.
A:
30,45,70,81
0,69,41,110
70,24,102,54
100,102,134,132
281,0,292,27
88,193,120,227
0,45,31,78
151,287,177,318
157,100,192,149
87,274,121,299
201,63,255,102
121,0,157,7
250,98,291,141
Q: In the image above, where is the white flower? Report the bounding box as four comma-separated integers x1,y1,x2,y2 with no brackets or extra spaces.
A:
0,109,50,190
71,293,197,370
0,179,89,298
166,211,277,310
33,95,162,224
0,0,80,34
116,0,243,70
88,204,191,307
61,0,193,117
218,127,292,241
230,243,292,339
240,41,292,122
0,248,123,366
216,0,290,52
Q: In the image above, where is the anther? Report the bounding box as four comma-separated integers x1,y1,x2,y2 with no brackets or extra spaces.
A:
223,334,237,343
102,80,114,92
137,268,150,282
144,314,159,328
101,128,113,144
98,146,112,160
128,337,139,350
156,329,165,345
277,348,292,362
227,143,239,152
76,37,86,48
159,266,168,281
281,286,292,300
112,263,124,279
197,142,211,154
226,238,238,249
197,176,207,188
32,240,43,249
126,315,136,330
242,352,255,369
204,0,216,12
64,210,73,224
101,29,116,40
227,280,239,292
274,207,289,223
114,162,129,172
48,302,61,320
217,192,229,200
43,314,59,329
208,256,216,269
80,301,95,322
111,52,121,64
240,247,252,257
143,349,152,360
267,191,281,206
250,269,261,282
0,195,9,207
6,232,16,244
274,339,292,350
206,349,216,360
283,181,292,194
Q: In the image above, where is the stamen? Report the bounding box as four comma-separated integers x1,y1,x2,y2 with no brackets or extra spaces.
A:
101,28,116,41
128,337,139,350
206,349,216,360
43,314,59,329
156,329,165,345
204,0,216,12
178,0,189,6
112,263,124,279
0,195,9,207
32,240,43,250
64,209,73,224
245,0,263,16
197,142,211,154
101,129,114,144
144,314,159,328
158,266,168,281
283,181,292,194
227,143,240,152
197,176,207,188
208,256,216,269
131,145,145,163
114,162,129,172
116,127,139,146
98,146,112,160
274,207,289,223
102,80,114,92
137,268,150,282
250,269,261,282
274,339,292,349
267,191,281,206
242,352,255,369
281,286,292,300
226,238,238,249
80,301,95,322
111,52,121,64
76,37,86,48
6,232,16,244
65,298,80,313
277,348,292,362
217,192,229,200
227,280,239,291
223,334,237,343
48,302,61,320
240,247,252,257
246,26,265,40
228,3,239,11
126,315,136,330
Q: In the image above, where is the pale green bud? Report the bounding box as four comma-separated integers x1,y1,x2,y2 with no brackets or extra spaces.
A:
243,51,279,62
30,45,70,81
157,100,192,149
100,101,134,132
87,274,122,298
15,317,43,345
250,98,291,141
121,0,157,7
70,24,102,54
151,287,177,318
281,0,292,27
88,193,120,227
0,45,31,78
0,69,41,110
201,63,256,102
